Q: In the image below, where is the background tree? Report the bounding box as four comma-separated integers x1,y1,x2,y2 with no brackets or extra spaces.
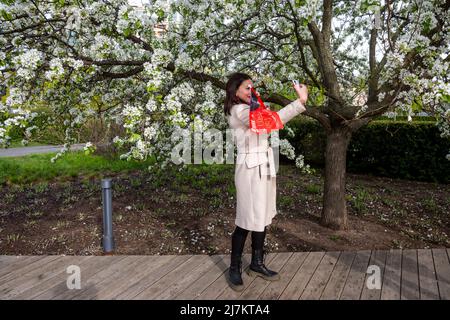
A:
1,0,449,229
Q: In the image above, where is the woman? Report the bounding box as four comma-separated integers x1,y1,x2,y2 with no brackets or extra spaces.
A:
224,72,308,291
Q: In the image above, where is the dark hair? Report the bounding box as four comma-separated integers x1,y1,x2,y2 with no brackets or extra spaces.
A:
224,72,252,116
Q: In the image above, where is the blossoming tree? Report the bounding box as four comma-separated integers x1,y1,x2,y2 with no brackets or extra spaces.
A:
1,0,449,229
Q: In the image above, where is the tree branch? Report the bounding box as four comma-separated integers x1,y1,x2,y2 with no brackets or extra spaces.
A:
265,93,331,132
322,0,333,44
368,27,378,103
0,18,66,35
307,21,343,107
94,66,144,80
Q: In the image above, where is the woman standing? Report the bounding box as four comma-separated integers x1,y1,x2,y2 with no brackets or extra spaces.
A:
224,72,308,291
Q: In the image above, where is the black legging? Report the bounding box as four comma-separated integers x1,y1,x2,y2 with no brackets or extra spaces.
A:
231,225,266,254
251,226,266,250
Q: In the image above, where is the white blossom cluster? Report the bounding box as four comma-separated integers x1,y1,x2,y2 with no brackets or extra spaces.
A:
0,127,7,146
88,33,123,60
12,49,43,81
174,52,193,70
1,0,448,168
116,3,156,35
45,58,65,81
151,49,173,68
268,134,309,171
143,62,172,91
295,154,313,174
279,138,296,160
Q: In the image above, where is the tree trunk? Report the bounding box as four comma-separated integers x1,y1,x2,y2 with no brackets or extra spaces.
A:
321,126,352,230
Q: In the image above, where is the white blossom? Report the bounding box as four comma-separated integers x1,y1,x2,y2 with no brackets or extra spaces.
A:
151,49,173,67
45,58,65,81
12,49,43,81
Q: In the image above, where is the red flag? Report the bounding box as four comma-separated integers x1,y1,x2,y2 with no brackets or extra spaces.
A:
249,87,284,134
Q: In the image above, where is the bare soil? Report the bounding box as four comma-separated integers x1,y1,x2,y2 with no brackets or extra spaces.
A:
0,164,449,255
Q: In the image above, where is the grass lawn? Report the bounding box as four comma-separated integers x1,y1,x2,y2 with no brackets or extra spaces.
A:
0,151,156,184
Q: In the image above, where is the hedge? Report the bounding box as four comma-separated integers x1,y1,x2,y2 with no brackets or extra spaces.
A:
280,118,450,183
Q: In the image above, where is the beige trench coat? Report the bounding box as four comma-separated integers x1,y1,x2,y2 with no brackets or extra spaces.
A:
227,99,306,231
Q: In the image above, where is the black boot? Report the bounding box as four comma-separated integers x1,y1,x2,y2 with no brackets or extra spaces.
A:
229,254,244,291
248,249,280,281
228,226,248,291
248,228,280,281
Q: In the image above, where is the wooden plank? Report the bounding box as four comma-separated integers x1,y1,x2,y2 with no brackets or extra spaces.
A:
321,251,355,300
215,253,278,300
340,250,371,300
259,252,308,300
13,256,97,299
380,249,402,300
196,254,251,300
240,252,293,300
0,256,22,269
300,251,340,300
279,251,325,300
115,255,190,300
74,256,150,300
0,256,43,278
97,255,174,300
401,249,420,300
360,250,387,300
155,255,223,300
433,248,450,300
39,256,127,300
0,255,16,263
3,250,442,301
417,249,439,300
175,255,228,300
0,256,90,300
133,255,206,299
0,256,60,290
0,256,49,280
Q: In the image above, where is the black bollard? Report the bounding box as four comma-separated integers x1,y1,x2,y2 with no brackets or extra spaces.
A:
101,178,115,254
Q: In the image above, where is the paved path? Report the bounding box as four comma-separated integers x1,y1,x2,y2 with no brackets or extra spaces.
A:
0,144,85,157
1,249,449,300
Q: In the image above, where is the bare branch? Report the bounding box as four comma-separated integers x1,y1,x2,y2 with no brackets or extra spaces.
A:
322,0,333,44
125,35,154,53
308,21,343,107
368,27,378,103
286,1,321,88
94,66,144,81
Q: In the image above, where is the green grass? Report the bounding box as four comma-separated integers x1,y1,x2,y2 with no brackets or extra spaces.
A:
306,184,321,194
8,140,51,148
422,197,439,215
349,187,372,215
329,235,341,241
279,195,294,208
0,151,156,185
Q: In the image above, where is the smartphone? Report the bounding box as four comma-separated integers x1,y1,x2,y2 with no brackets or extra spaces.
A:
249,87,260,111
292,80,300,86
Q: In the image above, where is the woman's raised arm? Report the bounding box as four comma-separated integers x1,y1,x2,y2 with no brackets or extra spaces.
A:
277,81,308,124
277,99,306,124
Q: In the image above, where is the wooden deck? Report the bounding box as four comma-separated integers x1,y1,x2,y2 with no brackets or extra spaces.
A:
0,249,449,300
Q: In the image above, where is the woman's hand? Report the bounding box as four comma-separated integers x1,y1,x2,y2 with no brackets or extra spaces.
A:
292,81,308,105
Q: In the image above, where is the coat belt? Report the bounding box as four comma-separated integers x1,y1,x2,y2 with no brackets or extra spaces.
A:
237,146,276,178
